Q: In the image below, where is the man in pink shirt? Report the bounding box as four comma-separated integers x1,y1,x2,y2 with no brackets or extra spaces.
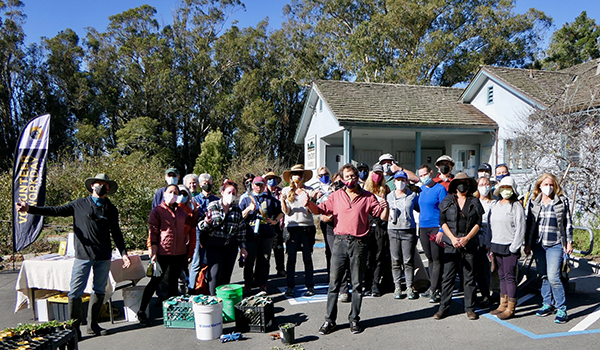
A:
305,164,389,335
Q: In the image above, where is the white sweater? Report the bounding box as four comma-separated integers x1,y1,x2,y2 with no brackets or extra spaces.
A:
489,201,526,254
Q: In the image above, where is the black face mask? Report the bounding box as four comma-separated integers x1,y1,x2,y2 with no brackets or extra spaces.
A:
202,183,212,193
439,164,451,175
333,180,345,191
456,183,469,193
93,184,108,197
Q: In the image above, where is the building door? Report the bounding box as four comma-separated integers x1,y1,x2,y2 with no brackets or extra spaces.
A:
326,146,344,173
452,145,479,177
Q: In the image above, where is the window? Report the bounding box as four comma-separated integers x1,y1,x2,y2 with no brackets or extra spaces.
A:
505,138,532,171
487,86,494,104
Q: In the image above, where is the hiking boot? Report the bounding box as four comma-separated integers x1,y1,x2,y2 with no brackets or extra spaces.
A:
433,310,447,320
318,321,336,335
407,289,418,300
349,320,362,334
137,310,151,326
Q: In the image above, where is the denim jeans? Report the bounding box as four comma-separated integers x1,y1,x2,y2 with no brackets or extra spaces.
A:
389,229,417,289
326,235,368,323
533,243,566,310
286,226,316,288
244,237,274,287
68,258,112,298
324,223,350,294
188,230,207,290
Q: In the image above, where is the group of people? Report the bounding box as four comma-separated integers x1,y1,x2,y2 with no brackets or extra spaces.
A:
15,153,574,338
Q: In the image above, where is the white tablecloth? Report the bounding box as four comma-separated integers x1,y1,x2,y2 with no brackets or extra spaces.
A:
15,254,146,313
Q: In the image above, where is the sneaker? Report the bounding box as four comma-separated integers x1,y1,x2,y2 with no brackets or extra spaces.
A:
420,289,432,298
318,321,336,335
407,290,418,300
536,304,555,317
285,287,295,297
393,287,402,300
555,307,568,324
371,288,381,297
362,290,372,297
340,292,351,303
305,287,316,297
429,290,441,304
349,320,362,334
276,270,287,277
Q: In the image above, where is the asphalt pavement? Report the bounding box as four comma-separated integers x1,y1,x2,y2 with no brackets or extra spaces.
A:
2,247,600,350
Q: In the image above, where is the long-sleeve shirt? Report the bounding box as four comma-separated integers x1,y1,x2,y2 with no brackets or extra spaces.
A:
489,201,525,254
387,189,419,230
281,186,316,227
149,202,196,258
418,183,447,228
199,199,246,247
315,189,384,237
28,196,127,260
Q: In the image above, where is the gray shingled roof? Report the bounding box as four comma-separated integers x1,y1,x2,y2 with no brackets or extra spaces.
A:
559,60,600,110
314,80,497,129
481,66,577,107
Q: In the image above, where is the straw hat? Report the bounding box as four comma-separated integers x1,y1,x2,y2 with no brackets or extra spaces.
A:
263,171,282,185
282,164,313,184
448,172,477,194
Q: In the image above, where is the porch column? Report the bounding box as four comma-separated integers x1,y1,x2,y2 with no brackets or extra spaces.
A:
415,131,421,171
343,128,353,164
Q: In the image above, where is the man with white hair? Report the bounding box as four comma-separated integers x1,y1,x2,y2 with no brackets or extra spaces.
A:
189,173,219,292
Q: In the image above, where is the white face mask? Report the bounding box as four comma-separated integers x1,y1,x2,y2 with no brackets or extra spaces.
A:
166,176,178,185
395,181,406,190
163,192,177,205
478,186,491,196
500,188,513,199
176,195,188,204
541,185,554,196
222,193,235,205
478,172,490,179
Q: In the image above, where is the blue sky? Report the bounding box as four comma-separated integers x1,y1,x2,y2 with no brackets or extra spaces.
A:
20,0,600,50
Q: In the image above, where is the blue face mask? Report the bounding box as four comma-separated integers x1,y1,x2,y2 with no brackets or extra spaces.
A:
420,175,432,185
319,175,330,184
267,178,277,187
359,170,368,181
496,174,508,182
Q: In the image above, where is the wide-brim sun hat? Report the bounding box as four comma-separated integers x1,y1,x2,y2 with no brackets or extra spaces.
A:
263,171,282,184
84,173,118,195
378,153,394,163
493,176,519,197
448,172,477,194
435,155,455,167
282,164,313,184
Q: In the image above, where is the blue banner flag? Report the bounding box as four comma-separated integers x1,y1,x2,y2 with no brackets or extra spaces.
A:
12,114,51,252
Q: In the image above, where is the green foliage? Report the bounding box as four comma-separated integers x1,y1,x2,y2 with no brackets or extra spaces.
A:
194,129,228,181
0,154,165,255
544,11,600,70
115,117,172,164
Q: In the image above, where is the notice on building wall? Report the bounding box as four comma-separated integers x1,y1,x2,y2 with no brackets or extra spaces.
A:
306,135,316,169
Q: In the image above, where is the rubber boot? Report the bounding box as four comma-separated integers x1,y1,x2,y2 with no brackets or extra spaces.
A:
497,298,517,320
86,293,109,336
490,294,508,316
68,297,82,341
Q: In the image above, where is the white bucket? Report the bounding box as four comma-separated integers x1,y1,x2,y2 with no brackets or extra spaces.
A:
193,302,223,341
122,286,150,322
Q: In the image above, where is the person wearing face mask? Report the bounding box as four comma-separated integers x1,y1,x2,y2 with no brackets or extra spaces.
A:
477,163,492,180
264,171,287,277
363,164,391,297
16,174,130,339
313,166,333,202
239,176,283,294
433,155,455,191
152,168,181,209
378,153,419,191
138,184,197,324
357,163,370,186
189,173,219,293
434,172,484,321
304,164,389,335
488,177,525,320
495,164,510,182
239,173,256,203
387,171,420,299
281,164,319,297
200,180,248,295
416,165,447,303
524,173,573,324
473,176,495,307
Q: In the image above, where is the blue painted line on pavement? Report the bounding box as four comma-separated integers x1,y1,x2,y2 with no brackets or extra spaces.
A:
482,311,600,339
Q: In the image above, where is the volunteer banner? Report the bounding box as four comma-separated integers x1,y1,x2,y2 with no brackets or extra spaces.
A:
12,114,51,252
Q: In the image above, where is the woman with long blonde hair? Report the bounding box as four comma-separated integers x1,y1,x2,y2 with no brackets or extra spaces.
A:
362,164,391,297
281,164,318,297
525,172,573,324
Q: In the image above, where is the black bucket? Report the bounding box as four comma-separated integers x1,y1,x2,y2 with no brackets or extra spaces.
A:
279,323,295,345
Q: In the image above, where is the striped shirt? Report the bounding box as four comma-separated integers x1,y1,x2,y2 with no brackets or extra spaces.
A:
199,199,246,246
